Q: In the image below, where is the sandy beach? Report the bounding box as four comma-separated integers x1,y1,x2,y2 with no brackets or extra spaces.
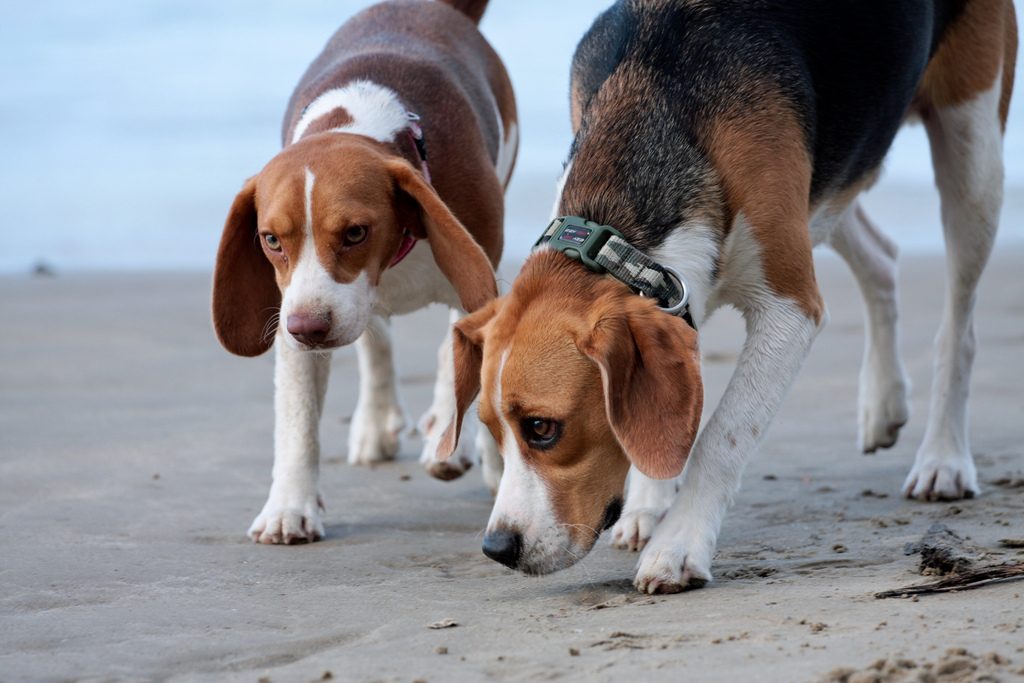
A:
1,247,1022,682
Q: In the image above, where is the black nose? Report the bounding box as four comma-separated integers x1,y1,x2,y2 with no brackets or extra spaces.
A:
482,529,522,569
287,312,331,346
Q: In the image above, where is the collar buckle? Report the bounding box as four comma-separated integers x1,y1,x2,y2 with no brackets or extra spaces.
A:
535,216,696,328
534,216,622,274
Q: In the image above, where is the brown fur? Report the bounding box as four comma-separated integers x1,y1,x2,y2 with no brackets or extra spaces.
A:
438,0,489,24
299,108,354,139
580,293,703,480
704,97,824,324
213,0,516,357
917,0,1017,129
1002,1,1018,128
441,252,703,545
212,134,498,355
281,3,512,265
211,178,281,357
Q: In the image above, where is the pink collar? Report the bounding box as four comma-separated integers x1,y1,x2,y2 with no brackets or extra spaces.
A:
390,231,418,267
390,112,431,269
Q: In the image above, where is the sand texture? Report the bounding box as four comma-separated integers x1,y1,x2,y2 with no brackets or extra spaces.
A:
1,250,1022,682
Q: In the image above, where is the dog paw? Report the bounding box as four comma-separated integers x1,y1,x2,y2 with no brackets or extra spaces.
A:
347,403,405,466
248,491,325,545
859,371,910,453
634,532,713,594
419,437,473,481
902,452,978,501
418,412,473,482
609,508,664,552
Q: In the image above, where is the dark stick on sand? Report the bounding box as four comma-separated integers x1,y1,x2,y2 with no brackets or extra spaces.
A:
874,564,1024,599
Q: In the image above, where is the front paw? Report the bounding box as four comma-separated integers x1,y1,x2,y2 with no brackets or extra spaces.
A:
902,451,978,501
347,403,405,466
634,533,713,594
248,488,325,544
609,508,665,552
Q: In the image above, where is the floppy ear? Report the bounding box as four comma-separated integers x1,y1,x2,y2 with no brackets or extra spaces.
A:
211,178,281,357
386,160,498,313
580,300,703,479
436,299,499,460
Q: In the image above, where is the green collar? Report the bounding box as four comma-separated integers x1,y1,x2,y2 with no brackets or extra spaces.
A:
534,216,695,328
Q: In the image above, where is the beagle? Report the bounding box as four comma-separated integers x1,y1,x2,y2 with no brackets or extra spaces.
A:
212,0,517,544
437,0,1017,591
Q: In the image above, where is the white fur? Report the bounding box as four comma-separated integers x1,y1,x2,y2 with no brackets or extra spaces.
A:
256,70,509,542
248,335,329,543
348,315,406,465
477,423,504,495
496,121,518,187
486,351,577,573
292,81,410,144
375,242,461,317
635,215,825,593
550,161,573,220
609,467,678,552
829,203,911,453
904,72,1004,500
651,221,720,326
420,309,474,473
280,169,374,350
418,309,504,482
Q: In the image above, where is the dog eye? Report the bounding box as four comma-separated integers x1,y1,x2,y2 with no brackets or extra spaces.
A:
262,233,282,252
520,418,563,450
343,225,369,247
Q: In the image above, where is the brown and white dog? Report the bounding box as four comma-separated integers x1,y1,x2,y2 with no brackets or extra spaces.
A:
212,0,516,544
437,0,1016,591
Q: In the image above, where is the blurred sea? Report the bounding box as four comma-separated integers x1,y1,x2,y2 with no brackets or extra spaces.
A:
1,0,1021,273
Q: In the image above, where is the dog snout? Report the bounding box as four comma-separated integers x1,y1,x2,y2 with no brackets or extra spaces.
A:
482,528,522,569
287,312,332,346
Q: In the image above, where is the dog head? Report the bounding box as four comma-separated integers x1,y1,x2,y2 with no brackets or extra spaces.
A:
212,133,496,355
438,250,703,574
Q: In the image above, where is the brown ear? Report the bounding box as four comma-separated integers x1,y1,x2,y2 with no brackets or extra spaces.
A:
436,299,499,460
387,160,498,312
580,299,703,479
211,178,281,357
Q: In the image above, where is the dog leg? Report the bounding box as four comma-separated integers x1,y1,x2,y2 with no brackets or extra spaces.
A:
420,309,474,480
830,203,911,453
635,298,823,593
904,78,1004,501
249,335,330,544
348,315,406,465
610,468,677,552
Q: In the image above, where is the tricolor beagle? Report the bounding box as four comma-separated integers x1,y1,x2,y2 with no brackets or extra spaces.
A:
437,0,1016,591
212,0,517,544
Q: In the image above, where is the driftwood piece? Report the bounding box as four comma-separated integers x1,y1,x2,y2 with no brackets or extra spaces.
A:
880,523,1024,599
902,523,980,575
875,563,1024,599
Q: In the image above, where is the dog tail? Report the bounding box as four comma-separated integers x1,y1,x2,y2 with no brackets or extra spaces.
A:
438,0,488,24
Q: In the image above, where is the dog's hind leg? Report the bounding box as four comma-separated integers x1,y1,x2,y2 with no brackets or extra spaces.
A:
904,47,1011,499
419,308,475,480
348,315,406,466
829,203,911,453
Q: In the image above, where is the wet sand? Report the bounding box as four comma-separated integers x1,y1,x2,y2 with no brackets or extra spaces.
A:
1,249,1022,682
